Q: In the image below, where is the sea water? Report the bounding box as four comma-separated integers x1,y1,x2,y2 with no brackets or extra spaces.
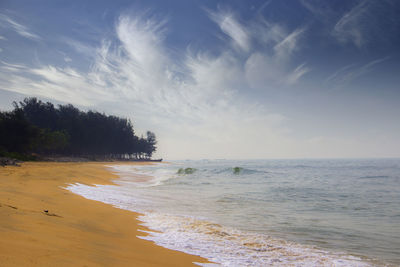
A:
67,159,400,266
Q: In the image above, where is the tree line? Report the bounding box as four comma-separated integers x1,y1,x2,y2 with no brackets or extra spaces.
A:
0,98,157,160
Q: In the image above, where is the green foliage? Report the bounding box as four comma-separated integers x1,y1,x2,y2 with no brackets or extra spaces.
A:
0,108,38,153
32,129,70,152
233,167,243,174
0,149,37,161
177,167,197,175
0,97,158,160
144,131,157,158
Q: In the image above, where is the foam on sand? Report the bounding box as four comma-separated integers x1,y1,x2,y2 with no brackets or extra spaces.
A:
67,178,376,266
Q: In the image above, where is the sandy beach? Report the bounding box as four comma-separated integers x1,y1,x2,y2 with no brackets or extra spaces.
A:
0,162,208,266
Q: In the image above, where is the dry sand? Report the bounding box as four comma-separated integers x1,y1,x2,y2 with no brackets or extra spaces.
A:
0,162,208,266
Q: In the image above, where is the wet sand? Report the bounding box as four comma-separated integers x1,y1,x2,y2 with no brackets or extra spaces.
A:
0,162,208,266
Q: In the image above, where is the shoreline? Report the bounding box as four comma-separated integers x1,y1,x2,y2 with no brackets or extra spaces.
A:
0,162,208,266
82,161,389,266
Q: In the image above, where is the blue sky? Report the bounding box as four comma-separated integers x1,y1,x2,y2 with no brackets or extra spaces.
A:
1,0,399,159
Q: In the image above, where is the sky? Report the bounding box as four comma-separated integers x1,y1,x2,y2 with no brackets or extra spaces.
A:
0,0,400,160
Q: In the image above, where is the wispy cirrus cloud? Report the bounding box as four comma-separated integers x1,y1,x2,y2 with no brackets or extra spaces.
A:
205,7,311,90
207,9,251,52
300,0,368,47
273,26,306,60
0,13,41,41
287,63,310,85
326,56,390,87
0,63,116,106
332,1,370,48
302,0,398,49
325,63,356,84
0,60,28,72
244,25,309,89
0,8,310,111
63,38,97,59
300,0,341,22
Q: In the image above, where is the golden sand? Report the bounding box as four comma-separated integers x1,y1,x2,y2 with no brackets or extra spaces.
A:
0,162,208,266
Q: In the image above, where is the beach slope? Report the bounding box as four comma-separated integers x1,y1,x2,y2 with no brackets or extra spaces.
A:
0,162,207,266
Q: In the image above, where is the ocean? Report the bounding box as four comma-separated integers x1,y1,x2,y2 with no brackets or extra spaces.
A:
67,159,400,266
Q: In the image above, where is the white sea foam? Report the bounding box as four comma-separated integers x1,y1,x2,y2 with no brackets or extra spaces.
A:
138,213,374,267
66,179,376,267
67,182,151,210
106,164,177,187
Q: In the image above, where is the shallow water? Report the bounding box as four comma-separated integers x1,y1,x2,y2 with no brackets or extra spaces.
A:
67,159,400,266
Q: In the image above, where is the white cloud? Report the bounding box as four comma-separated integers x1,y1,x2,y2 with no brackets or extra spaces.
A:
204,8,310,91
325,63,356,84
332,1,369,48
208,9,251,52
58,51,72,63
116,14,168,70
0,63,116,106
274,27,306,60
244,52,283,88
302,0,396,49
253,19,287,46
63,38,96,58
0,60,27,72
287,63,310,85
243,23,309,90
0,14,41,41
326,57,389,86
331,1,396,49
300,0,325,17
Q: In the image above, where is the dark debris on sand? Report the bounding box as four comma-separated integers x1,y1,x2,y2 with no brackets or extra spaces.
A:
0,157,21,167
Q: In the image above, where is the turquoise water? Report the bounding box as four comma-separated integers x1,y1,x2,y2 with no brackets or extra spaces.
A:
68,159,400,266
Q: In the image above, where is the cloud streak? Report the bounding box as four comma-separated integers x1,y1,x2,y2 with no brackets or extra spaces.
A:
287,63,310,85
301,0,399,50
274,27,306,60
332,1,370,48
208,9,250,52
326,56,390,87
0,14,41,41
